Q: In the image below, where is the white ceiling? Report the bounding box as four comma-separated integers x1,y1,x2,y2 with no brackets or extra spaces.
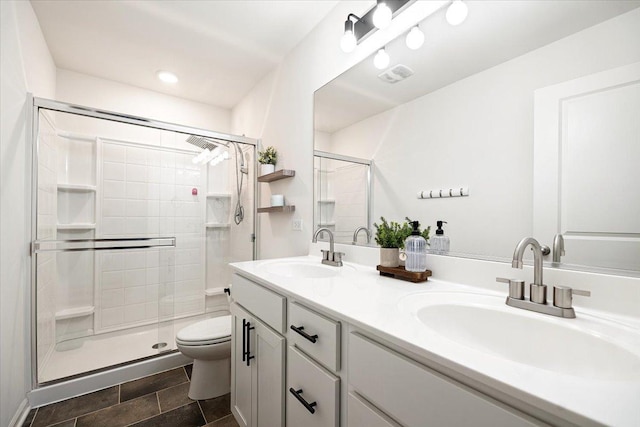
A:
31,0,339,109
315,1,640,133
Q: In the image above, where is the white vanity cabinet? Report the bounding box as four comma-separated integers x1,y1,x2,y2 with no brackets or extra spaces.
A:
348,332,543,427
230,274,286,427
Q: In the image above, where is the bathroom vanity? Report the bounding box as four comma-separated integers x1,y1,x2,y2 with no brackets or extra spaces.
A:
229,251,640,427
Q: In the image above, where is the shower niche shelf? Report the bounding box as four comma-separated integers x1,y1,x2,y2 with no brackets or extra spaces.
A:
257,169,295,182
207,193,232,198
57,184,97,192
206,223,231,228
55,305,95,321
57,223,96,230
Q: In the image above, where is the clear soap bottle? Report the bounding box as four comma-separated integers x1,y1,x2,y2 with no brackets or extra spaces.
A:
405,221,427,272
431,221,450,254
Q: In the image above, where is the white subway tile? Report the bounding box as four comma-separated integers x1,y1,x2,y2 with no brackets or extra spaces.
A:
103,162,125,181
103,144,125,163
124,251,146,270
101,307,124,327
102,289,124,308
124,286,146,305
103,180,126,199
124,303,146,323
101,253,124,272
126,182,148,199
102,217,125,235
126,147,147,165
124,269,146,287
126,164,147,182
102,199,125,217
102,271,124,289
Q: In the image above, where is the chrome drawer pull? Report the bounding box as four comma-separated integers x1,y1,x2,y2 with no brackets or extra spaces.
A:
290,325,318,343
289,388,317,414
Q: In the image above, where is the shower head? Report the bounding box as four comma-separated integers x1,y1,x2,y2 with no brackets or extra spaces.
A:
185,135,229,151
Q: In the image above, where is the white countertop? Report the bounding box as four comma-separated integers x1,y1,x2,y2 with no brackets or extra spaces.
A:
230,255,640,427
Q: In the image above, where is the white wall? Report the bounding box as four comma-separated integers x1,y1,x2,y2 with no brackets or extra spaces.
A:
56,69,231,133
232,1,443,259
324,9,640,259
0,1,56,425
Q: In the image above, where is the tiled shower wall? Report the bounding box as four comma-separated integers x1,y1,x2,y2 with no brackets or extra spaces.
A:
96,142,207,332
333,163,368,242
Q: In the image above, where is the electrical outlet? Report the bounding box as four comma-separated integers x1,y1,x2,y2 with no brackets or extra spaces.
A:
292,218,303,231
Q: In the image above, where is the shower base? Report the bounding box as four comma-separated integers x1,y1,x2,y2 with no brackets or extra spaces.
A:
39,313,209,384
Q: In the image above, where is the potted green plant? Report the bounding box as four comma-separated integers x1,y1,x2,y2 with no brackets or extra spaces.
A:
258,146,277,175
373,217,413,267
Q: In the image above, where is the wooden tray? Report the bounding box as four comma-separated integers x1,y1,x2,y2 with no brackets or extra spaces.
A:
376,265,432,283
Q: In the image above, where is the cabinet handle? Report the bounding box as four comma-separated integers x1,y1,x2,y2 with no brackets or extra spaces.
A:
289,388,317,414
290,325,318,343
245,321,255,367
241,319,247,362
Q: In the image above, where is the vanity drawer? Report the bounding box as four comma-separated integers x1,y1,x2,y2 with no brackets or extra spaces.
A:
348,333,540,427
232,274,286,334
347,392,401,427
287,345,340,427
289,302,340,371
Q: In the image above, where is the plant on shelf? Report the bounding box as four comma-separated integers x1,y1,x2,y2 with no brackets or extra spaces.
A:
258,146,277,175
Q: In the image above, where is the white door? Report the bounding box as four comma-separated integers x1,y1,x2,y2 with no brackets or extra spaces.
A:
231,303,253,427
534,62,640,271
255,320,285,427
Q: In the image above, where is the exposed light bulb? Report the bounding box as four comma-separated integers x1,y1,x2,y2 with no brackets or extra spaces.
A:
372,2,392,29
405,26,424,50
446,0,468,26
340,30,357,53
373,48,390,70
156,70,178,84
199,149,212,164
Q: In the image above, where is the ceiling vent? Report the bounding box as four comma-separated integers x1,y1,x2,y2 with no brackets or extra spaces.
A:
377,64,414,84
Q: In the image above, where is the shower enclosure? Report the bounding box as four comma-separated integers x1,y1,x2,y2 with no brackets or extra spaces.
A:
30,98,257,386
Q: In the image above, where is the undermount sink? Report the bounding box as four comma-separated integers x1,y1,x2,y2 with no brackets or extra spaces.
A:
399,292,640,381
262,260,354,279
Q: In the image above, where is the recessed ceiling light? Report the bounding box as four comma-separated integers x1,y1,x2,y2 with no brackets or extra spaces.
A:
157,70,178,84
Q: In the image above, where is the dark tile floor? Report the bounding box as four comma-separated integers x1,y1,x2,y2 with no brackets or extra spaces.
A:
23,365,240,427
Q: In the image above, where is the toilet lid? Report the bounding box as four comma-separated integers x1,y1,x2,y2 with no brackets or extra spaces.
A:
176,315,231,344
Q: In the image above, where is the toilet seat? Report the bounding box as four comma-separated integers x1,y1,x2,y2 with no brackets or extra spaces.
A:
176,315,231,346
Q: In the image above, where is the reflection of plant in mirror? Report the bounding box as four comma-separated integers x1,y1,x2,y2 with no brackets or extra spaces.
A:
406,217,431,242
258,146,277,165
374,217,412,248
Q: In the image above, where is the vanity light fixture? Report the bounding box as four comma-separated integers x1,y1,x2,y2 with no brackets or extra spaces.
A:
372,0,393,29
340,14,360,53
446,0,468,26
156,70,178,84
405,25,424,50
374,48,390,69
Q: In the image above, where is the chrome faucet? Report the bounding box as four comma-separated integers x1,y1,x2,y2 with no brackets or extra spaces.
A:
352,226,371,245
497,236,590,318
552,233,565,263
312,227,344,267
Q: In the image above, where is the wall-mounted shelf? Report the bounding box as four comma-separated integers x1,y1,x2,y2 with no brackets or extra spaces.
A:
204,287,227,297
257,206,296,214
317,199,335,204
316,222,336,227
57,223,96,230
206,223,231,228
207,193,232,198
57,184,97,192
258,169,295,183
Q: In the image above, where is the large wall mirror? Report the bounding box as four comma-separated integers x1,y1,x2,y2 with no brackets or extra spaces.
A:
314,1,640,275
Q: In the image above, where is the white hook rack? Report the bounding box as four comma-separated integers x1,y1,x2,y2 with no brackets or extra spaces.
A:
417,187,469,199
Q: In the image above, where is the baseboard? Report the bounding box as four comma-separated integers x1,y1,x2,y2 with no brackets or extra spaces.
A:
8,398,30,427
27,351,191,408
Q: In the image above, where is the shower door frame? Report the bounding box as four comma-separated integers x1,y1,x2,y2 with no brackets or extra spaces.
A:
29,96,259,389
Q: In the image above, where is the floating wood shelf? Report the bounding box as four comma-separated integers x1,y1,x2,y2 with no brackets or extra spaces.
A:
257,205,296,213
258,169,295,183
377,265,432,283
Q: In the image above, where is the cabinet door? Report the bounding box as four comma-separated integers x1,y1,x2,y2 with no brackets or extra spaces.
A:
255,320,285,427
231,303,253,427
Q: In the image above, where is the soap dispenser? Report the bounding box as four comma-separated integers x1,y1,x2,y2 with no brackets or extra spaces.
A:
431,221,450,254
405,221,427,272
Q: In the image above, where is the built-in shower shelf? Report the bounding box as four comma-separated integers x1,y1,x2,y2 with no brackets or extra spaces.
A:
207,193,232,198
317,199,336,204
206,223,231,228
257,169,295,182
316,222,336,226
257,205,296,213
205,287,227,296
57,223,96,230
55,306,95,321
57,184,97,192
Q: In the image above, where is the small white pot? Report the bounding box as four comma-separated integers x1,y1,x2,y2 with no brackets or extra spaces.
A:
379,248,400,268
260,164,275,175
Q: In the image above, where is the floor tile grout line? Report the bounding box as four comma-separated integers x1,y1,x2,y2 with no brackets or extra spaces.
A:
156,392,161,413
196,400,207,423
28,407,37,427
122,400,199,427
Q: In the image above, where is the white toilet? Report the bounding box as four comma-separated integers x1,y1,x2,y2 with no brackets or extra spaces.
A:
176,315,232,400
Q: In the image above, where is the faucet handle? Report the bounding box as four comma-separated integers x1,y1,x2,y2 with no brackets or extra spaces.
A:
553,286,591,309
332,252,344,264
320,249,330,261
496,277,525,300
